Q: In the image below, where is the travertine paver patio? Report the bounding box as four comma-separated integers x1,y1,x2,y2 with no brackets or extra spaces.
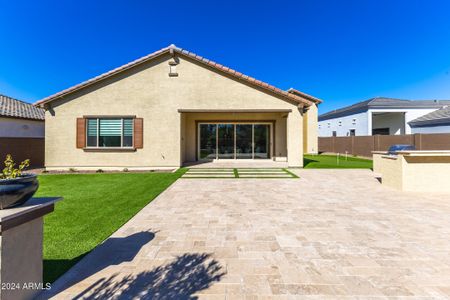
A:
42,169,450,299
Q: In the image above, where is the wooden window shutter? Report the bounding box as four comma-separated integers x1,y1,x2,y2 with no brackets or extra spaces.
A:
134,118,143,149
76,118,86,148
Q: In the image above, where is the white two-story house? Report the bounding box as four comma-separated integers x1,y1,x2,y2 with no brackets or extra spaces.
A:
319,97,450,137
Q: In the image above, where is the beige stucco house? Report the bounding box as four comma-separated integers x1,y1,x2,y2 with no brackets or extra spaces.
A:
35,45,321,170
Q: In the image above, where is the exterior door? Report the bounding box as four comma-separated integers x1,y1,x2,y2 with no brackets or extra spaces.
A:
198,122,271,160
236,124,253,159
254,124,270,159
199,124,217,159
217,124,234,159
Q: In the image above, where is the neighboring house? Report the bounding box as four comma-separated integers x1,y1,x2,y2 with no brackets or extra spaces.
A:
0,94,45,137
35,44,321,171
409,105,450,133
318,97,450,137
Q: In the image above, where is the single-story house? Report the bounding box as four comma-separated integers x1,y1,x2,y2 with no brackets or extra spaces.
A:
0,94,45,138
319,97,450,137
35,45,321,171
409,105,450,134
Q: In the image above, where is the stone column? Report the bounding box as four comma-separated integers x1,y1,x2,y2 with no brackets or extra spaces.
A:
0,197,60,300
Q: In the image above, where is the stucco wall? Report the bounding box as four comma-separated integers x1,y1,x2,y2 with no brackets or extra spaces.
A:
303,104,318,153
372,112,405,135
374,153,450,193
0,117,44,138
374,154,404,190
45,53,303,169
319,108,440,137
319,111,368,137
402,156,450,192
411,124,450,134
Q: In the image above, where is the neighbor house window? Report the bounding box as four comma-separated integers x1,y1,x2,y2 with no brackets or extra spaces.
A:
332,131,337,137
352,118,357,125
86,118,133,148
349,129,356,136
338,121,342,126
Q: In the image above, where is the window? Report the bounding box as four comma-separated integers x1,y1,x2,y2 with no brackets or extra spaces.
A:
338,121,342,126
86,118,134,148
332,131,337,137
352,118,357,125
349,129,356,136
327,122,331,128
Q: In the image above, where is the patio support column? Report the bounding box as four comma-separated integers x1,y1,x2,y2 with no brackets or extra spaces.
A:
287,108,303,167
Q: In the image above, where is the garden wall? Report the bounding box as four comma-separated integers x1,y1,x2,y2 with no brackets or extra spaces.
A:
319,133,450,157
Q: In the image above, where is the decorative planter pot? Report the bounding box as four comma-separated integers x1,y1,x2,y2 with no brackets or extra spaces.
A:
0,174,39,209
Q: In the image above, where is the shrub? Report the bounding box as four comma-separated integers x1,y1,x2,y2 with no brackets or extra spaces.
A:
96,169,104,173
123,168,129,172
0,154,30,179
69,168,77,173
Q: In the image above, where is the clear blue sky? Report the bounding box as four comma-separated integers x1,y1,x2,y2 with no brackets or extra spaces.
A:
1,0,450,113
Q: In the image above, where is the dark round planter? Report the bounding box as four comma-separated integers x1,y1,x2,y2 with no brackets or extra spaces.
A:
0,174,39,209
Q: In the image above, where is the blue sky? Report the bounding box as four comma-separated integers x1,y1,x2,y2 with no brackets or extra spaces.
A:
1,0,450,113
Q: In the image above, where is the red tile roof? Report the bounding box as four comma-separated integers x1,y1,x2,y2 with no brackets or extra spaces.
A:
35,45,319,107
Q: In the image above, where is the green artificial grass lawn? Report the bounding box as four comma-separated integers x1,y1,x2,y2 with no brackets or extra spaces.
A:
304,154,373,169
35,169,186,283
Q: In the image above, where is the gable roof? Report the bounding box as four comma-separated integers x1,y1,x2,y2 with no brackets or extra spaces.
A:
409,105,450,127
35,44,316,108
0,94,45,121
319,97,450,121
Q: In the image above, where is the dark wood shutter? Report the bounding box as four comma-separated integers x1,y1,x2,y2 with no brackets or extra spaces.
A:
134,118,143,149
76,118,86,148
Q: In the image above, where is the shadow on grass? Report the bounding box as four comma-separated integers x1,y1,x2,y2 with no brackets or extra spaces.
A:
303,157,319,168
73,253,225,300
44,254,88,284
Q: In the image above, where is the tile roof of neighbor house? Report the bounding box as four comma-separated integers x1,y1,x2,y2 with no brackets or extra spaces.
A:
409,105,450,127
35,44,320,108
319,97,450,121
0,94,45,121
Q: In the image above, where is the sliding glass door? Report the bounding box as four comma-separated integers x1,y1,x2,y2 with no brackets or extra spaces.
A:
198,123,271,160
199,124,217,159
254,124,270,159
236,125,253,159
218,124,234,159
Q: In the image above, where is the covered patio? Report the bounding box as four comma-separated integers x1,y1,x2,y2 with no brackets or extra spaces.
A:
179,109,303,167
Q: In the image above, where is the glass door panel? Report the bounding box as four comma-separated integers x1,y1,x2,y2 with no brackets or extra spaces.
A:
218,124,234,159
199,124,217,159
236,124,253,159
254,124,270,159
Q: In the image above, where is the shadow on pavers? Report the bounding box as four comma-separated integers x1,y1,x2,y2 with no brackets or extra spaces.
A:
39,231,155,298
73,253,225,299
